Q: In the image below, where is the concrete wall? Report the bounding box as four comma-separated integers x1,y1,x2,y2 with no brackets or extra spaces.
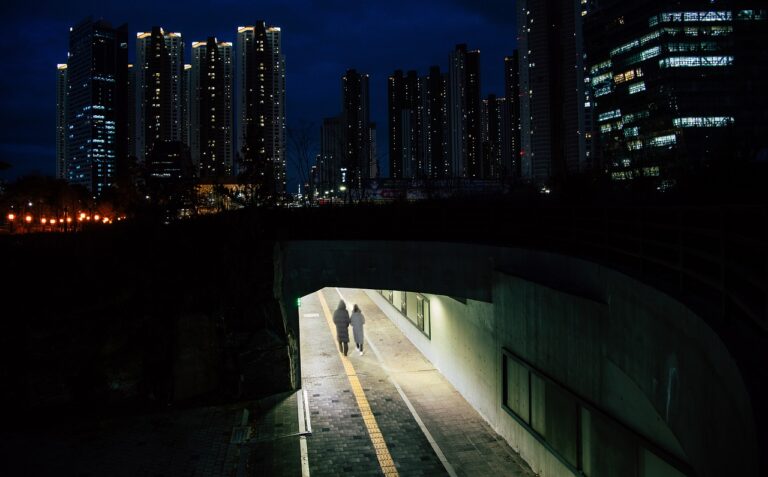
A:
279,241,759,477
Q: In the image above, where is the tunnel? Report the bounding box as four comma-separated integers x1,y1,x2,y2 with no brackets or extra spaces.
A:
277,240,758,477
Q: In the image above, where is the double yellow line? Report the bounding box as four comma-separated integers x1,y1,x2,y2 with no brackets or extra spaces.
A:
317,291,399,477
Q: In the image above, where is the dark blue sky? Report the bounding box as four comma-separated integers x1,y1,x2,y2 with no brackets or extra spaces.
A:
0,0,517,190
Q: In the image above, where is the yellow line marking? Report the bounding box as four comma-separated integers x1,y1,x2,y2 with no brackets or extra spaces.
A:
317,290,400,477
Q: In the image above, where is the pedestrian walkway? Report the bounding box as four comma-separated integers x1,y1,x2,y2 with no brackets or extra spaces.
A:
300,287,536,477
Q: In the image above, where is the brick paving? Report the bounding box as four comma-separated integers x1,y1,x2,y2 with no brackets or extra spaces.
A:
311,287,537,477
300,289,446,476
300,288,536,476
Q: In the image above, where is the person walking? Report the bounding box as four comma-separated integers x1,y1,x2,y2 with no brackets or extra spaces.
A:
333,300,351,356
350,304,366,355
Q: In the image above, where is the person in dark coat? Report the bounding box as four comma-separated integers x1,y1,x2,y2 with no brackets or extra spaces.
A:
333,300,351,356
350,304,366,355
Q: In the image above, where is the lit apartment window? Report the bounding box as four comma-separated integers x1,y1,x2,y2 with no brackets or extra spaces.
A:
659,56,733,67
673,116,734,127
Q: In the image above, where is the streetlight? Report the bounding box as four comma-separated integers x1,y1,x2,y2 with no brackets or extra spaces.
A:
7,213,15,234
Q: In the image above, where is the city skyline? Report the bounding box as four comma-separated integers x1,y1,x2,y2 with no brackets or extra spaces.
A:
0,0,516,190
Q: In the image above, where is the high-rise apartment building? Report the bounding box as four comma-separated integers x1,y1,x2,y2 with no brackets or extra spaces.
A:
266,26,286,189
65,17,129,197
126,64,136,162
181,64,191,149
504,53,521,178
342,69,373,190
480,94,509,179
388,70,421,179
135,27,184,162
56,64,67,180
517,0,584,186
386,63,454,181
235,22,286,193
190,38,233,177
421,66,449,179
585,1,768,183
448,44,482,178
319,115,345,194
369,122,378,179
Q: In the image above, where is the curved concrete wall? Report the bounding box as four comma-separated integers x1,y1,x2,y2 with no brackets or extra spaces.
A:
277,240,758,476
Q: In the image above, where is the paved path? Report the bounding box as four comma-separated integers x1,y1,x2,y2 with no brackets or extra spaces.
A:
300,289,445,476
300,287,536,477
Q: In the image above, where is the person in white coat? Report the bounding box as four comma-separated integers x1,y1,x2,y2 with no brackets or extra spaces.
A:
350,304,366,355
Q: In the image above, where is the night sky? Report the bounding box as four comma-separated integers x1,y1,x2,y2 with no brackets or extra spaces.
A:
0,0,516,191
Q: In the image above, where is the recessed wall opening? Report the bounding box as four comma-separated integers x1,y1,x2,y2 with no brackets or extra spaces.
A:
281,241,759,476
294,286,695,477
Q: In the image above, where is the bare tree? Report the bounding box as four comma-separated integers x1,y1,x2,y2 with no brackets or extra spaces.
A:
287,120,318,205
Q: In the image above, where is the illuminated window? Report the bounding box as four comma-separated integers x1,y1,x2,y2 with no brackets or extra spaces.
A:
624,127,640,137
659,56,733,67
614,68,643,84
590,59,612,75
628,82,646,94
599,109,622,122
611,39,640,57
621,46,661,66
639,30,661,45
600,122,622,133
659,11,732,23
673,116,734,127
648,134,677,147
595,85,613,97
642,166,660,176
591,72,613,86
666,41,720,52
737,9,767,21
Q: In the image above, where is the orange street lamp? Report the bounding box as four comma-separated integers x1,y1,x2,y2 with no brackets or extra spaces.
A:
41,218,47,225
86,216,91,221
25,215,33,224
59,218,64,224
7,213,15,221
66,217,72,224
94,214,100,221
